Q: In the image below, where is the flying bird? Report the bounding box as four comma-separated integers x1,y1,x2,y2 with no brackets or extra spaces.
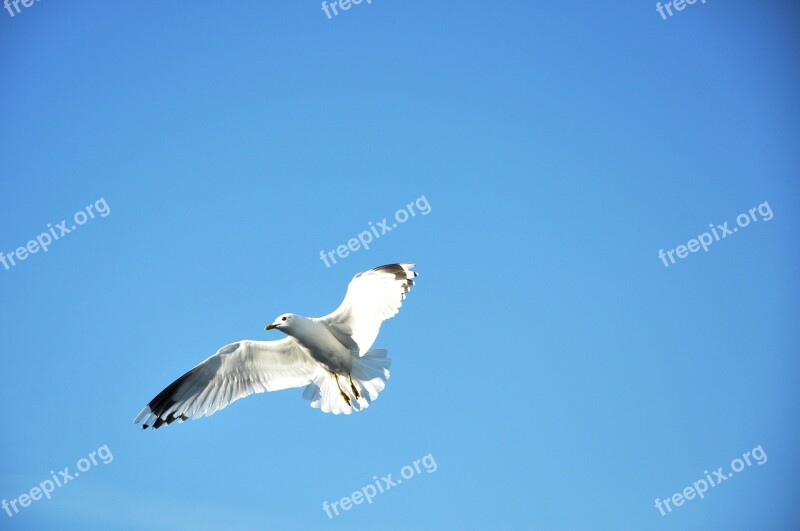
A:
134,263,417,429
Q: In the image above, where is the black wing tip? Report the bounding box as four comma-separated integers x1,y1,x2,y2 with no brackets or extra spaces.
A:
371,263,418,300
137,365,201,430
373,263,418,281
140,412,189,431
373,263,416,273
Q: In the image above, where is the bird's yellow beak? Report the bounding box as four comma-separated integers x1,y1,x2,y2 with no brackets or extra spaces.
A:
265,324,278,330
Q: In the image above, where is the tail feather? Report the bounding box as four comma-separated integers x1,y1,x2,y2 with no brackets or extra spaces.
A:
303,350,391,415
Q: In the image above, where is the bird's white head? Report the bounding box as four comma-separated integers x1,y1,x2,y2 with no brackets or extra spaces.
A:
265,313,296,333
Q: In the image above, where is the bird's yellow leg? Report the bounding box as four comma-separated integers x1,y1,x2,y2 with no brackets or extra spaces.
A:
332,373,351,406
348,374,361,399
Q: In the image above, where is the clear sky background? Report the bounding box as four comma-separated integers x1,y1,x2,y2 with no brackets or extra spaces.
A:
1,1,799,530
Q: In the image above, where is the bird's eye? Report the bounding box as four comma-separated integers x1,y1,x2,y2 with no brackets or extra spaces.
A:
282,316,287,321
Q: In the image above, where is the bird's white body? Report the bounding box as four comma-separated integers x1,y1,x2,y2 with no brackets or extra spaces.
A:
134,263,417,429
285,317,354,374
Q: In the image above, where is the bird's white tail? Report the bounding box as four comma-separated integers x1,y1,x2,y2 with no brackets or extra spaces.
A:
302,350,391,415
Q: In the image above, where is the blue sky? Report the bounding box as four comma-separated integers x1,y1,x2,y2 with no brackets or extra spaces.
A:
1,1,799,529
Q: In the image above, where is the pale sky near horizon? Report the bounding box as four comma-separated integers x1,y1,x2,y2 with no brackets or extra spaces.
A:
1,1,799,530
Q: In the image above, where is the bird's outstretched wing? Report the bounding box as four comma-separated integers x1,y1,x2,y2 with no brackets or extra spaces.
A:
134,338,318,429
322,263,417,354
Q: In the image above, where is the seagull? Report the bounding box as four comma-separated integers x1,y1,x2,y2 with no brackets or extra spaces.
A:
134,263,417,429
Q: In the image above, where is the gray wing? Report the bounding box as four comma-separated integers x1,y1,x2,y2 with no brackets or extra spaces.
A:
134,338,318,429
322,263,417,354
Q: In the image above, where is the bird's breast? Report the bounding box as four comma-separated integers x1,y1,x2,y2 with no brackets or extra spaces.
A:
292,321,353,374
